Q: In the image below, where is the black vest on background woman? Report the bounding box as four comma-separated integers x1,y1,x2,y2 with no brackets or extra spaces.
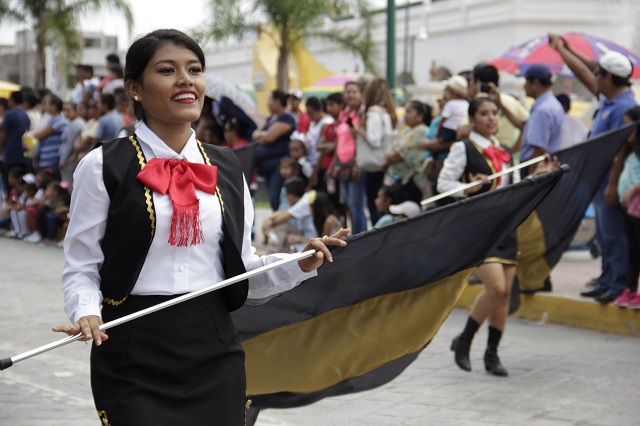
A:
462,139,517,265
91,136,250,425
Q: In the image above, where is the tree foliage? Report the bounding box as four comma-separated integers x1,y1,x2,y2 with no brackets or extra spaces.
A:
194,0,379,90
0,0,133,89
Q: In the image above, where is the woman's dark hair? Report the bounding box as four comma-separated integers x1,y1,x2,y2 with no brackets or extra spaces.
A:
110,63,124,79
468,97,499,118
10,91,24,106
106,53,121,65
326,92,344,106
101,94,116,111
46,180,64,196
625,106,640,155
48,95,63,112
379,183,408,206
312,192,339,237
271,90,288,108
284,177,306,198
344,81,362,92
472,64,499,86
125,29,206,121
306,96,323,112
409,100,432,126
224,117,248,138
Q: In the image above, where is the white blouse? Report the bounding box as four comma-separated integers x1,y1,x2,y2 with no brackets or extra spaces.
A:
62,122,316,324
437,131,520,198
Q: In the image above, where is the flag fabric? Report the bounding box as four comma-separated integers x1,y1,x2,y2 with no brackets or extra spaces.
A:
232,167,566,411
516,125,633,292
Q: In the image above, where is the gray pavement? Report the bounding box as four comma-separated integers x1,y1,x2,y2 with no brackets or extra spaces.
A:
1,237,639,426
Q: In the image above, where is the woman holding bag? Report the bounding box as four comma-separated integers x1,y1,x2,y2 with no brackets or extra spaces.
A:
352,78,397,224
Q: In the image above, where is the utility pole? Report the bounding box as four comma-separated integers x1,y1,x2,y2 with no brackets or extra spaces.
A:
386,0,396,89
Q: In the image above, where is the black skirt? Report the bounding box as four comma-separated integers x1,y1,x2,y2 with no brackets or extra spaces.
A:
91,291,247,425
484,231,518,265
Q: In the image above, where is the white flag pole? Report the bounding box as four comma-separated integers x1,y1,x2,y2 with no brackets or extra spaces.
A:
421,155,546,207
0,249,316,371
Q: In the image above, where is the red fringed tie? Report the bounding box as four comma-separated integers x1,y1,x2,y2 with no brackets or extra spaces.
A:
137,158,218,247
483,146,511,185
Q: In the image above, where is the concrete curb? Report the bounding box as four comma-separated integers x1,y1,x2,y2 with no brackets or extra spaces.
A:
456,284,640,337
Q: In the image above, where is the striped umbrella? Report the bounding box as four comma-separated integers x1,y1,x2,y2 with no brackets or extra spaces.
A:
205,75,265,128
490,32,640,79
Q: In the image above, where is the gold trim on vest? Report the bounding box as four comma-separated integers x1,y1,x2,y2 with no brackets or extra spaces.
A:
129,135,156,239
97,410,111,425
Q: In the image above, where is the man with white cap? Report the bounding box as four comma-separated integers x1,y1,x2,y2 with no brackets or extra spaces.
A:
550,33,637,303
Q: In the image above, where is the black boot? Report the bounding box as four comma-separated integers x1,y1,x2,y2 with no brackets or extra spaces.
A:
451,317,479,372
484,326,508,376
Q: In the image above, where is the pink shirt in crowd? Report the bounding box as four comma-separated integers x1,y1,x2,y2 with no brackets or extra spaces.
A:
335,108,361,163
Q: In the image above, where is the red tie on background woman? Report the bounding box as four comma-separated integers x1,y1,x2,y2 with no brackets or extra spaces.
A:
137,158,218,246
483,146,511,185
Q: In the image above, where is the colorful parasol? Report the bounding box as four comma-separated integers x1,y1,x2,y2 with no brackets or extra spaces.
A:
302,74,360,97
490,32,640,79
205,75,265,128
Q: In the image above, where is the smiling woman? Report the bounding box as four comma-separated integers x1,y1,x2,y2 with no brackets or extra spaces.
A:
51,29,349,425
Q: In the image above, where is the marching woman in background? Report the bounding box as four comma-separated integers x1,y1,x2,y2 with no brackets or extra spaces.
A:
438,97,520,376
52,29,348,425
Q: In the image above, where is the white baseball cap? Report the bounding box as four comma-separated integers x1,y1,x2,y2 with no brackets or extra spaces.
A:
389,201,421,218
289,89,303,99
445,75,468,97
599,51,633,78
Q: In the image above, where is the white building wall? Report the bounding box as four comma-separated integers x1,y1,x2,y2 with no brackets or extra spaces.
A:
202,0,632,91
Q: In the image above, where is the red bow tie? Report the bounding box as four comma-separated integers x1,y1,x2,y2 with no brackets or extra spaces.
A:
137,158,218,247
483,146,510,184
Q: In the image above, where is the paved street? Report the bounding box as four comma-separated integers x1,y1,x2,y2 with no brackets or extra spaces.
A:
1,237,639,426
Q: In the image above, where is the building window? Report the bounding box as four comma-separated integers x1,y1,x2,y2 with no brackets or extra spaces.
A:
84,38,101,48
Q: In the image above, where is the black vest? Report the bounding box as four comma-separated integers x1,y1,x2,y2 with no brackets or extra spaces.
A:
461,139,514,196
99,136,248,311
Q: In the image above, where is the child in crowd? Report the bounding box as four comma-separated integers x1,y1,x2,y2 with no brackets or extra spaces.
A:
278,157,300,211
261,178,317,253
36,180,70,246
373,184,409,228
289,134,313,180
422,76,469,175
1,168,26,234
287,192,342,248
8,177,27,238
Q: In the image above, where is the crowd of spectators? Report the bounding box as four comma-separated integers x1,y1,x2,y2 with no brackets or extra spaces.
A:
1,37,639,307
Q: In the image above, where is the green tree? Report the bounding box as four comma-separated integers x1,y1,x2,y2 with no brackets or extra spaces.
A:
194,0,378,91
0,0,133,89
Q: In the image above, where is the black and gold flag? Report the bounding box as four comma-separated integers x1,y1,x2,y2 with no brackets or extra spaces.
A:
232,167,566,412
516,125,633,292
